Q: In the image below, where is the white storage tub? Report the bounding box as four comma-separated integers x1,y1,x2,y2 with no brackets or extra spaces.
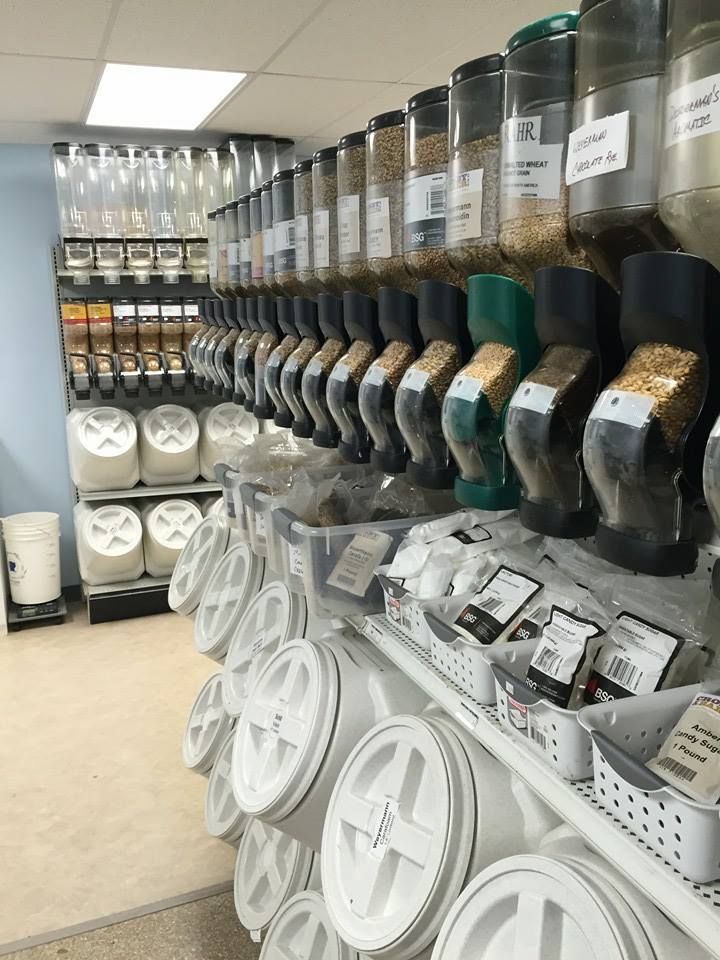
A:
168,515,232,616
231,631,428,851
484,639,593,781
182,673,235,775
67,407,139,492
142,498,202,576
205,730,248,844
137,405,199,485
198,403,258,481
259,892,361,960
234,818,320,941
74,502,145,585
579,683,720,883
322,713,558,960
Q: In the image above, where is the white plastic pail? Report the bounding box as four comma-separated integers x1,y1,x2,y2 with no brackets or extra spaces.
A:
2,512,61,604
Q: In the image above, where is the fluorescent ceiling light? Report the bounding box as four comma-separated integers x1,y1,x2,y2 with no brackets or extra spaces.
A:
87,63,246,129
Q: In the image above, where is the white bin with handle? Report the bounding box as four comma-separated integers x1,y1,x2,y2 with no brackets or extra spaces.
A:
137,405,199,485
199,403,258,481
142,498,202,576
74,502,144,585
66,407,139,492
2,512,61,604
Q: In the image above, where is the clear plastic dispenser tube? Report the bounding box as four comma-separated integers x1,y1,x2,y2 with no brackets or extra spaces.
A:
281,298,323,438
265,298,300,428
301,295,349,448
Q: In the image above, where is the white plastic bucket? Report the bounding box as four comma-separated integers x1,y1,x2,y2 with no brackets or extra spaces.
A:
2,512,61,605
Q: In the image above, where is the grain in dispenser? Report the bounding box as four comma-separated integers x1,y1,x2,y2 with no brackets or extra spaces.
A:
254,296,281,421
403,87,463,285
445,55,524,283
359,289,422,473
442,275,539,510
249,187,268,295
294,159,321,294
505,266,622,538
225,200,242,295
499,13,592,281
281,298,324,438
395,281,471,488
117,144,153,283
313,147,346,295
52,142,93,280
235,297,263,413
262,179,282,295
302,294,349,448
207,210,219,295
273,169,302,296
86,143,124,282
367,110,413,291
584,251,720,575
238,194,252,293
265,298,300,428
567,0,676,289
337,130,377,295
61,299,90,385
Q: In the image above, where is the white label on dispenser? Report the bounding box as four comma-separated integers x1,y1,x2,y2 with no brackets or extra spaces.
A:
227,240,240,267
288,542,305,578
665,72,720,146
313,209,330,268
404,172,447,223
509,382,557,416
364,363,388,387
446,166,484,243
447,373,484,403
240,237,251,263
274,218,295,252
566,111,630,185
327,529,393,597
588,389,655,429
137,303,158,317
114,302,137,317
160,304,183,317
295,215,310,270
400,367,430,393
367,196,392,259
369,799,399,860
501,117,563,200
263,227,274,256
338,194,360,256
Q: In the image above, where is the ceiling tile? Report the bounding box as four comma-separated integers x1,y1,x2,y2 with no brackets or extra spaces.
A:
105,0,326,73
0,0,114,59
205,74,391,138
311,83,420,140
0,56,97,124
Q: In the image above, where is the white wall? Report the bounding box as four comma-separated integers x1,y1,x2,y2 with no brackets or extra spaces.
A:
0,144,79,587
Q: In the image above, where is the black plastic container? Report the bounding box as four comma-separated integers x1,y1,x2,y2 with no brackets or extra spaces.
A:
281,298,323,437
301,295,349,447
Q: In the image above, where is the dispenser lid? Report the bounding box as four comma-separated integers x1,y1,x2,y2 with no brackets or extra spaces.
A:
430,855,655,960
78,407,137,458
246,298,261,331
368,110,405,133
294,298,321,340
84,504,142,557
449,53,504,87
259,893,357,960
294,159,313,175
194,543,264,658
146,499,202,551
182,673,234,771
273,168,294,183
317,294,348,344
258,296,280,336
506,12,580,55
203,402,258,445
313,146,338,163
338,130,366,151
467,274,539,373
232,639,339,822
416,280,471,359
234,819,316,932
378,288,421,351
205,730,248,841
141,405,199,453
322,715,476,957
168,515,231,615
406,85,448,112
222,582,307,717
276,298,298,338
342,292,383,351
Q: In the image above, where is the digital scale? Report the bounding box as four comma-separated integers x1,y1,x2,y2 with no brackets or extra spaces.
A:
7,595,67,630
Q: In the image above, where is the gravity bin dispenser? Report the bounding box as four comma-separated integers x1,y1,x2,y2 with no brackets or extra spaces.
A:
584,251,720,576
505,266,623,537
264,298,299,428
254,296,281,420
280,298,323,438
442,275,538,509
303,295,349,448
235,298,262,411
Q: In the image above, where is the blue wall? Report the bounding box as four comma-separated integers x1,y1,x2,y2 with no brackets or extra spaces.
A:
0,145,79,586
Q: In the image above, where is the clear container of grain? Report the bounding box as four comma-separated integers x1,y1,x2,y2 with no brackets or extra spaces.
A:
254,296,280,420
207,210,219,294
337,131,378,295
395,280,471,488
281,298,323,437
235,297,263,412
237,195,252,291
61,299,90,376
445,55,524,283
442,275,538,508
366,110,414,291
112,299,138,372
505,266,622,537
215,204,230,296
294,159,320,294
313,146,347,295
584,251,720,576
225,199,242,296
137,297,161,372
265,298,300,428
568,0,676,290
301,294,349,447
358,288,421,473
273,169,303,296
659,0,720,273
261,179,279,293
182,298,203,354
326,293,384,462
249,187,267,295
499,13,592,282
403,87,463,285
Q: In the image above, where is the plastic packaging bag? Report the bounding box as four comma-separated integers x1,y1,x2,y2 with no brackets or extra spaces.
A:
543,539,617,591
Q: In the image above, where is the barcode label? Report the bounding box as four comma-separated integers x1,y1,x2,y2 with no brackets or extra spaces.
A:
527,605,604,709
454,565,543,646
366,195,391,258
446,166,484,243
533,647,563,677
404,172,447,225
654,756,698,783
605,655,643,692
428,186,445,216
530,725,548,751
274,218,295,252
326,529,393,597
475,595,504,615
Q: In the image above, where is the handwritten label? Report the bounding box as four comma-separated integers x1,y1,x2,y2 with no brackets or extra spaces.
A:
566,111,630,185
666,72,720,146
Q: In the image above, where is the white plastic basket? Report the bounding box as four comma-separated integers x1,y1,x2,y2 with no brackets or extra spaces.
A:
484,640,594,781
375,567,435,651
578,683,720,883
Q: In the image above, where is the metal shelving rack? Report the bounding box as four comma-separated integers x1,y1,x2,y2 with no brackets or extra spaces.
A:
359,613,720,960
77,481,221,501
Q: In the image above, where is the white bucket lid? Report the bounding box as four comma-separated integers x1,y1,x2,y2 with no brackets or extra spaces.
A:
234,818,317,934
142,404,199,453
146,499,202,550
168,515,231,615
202,402,258,445
260,892,358,960
83,505,142,557
78,407,136,458
205,730,248,843
222,581,307,718
430,854,657,960
194,543,265,660
182,674,234,773
322,715,477,960
232,639,338,823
